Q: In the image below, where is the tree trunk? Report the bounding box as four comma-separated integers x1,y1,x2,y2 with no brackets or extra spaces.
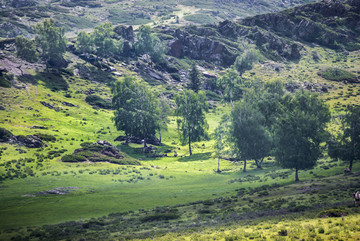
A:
243,160,247,172
188,131,192,156
159,129,162,144
349,160,353,172
255,159,262,169
217,152,221,172
295,168,299,182
230,89,233,110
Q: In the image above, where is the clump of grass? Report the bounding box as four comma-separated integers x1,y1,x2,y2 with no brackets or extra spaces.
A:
320,68,356,82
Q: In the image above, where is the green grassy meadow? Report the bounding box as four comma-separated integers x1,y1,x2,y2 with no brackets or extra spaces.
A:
1,39,360,239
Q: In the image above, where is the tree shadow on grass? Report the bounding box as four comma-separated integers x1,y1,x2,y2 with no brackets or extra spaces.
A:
116,143,176,161
178,152,212,162
35,70,69,91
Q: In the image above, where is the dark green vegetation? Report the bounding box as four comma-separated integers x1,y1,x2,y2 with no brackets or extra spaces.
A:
1,0,360,240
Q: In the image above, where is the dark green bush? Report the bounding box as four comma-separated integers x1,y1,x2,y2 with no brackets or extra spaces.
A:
141,213,179,222
318,209,346,218
61,154,87,162
36,133,56,142
278,229,288,236
0,75,11,88
321,68,356,82
85,95,112,109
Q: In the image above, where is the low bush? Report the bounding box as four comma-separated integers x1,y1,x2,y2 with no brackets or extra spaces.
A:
141,213,179,222
318,209,346,218
85,95,112,109
61,154,87,162
35,133,56,142
320,68,356,82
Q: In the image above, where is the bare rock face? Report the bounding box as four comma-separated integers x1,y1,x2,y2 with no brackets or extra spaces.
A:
239,0,360,51
169,29,237,66
0,127,13,142
114,25,135,42
14,135,43,148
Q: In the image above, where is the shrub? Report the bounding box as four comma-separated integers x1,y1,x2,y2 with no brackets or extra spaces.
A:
318,209,346,218
85,95,112,109
141,213,179,222
278,229,288,236
320,68,356,82
61,154,87,162
35,133,56,142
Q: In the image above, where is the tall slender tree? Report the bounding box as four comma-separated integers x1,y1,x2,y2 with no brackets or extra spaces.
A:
158,95,171,144
214,115,230,172
328,105,360,172
217,67,248,109
188,63,201,93
175,90,208,156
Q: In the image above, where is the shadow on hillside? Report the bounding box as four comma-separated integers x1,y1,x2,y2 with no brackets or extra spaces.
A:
34,71,69,91
17,74,37,85
178,152,212,162
116,143,176,161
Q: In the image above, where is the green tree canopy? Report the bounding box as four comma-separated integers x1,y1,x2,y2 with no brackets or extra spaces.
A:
112,76,160,147
175,90,208,156
273,90,330,181
328,105,360,172
34,19,66,66
75,31,94,54
15,36,38,63
230,100,272,171
217,67,249,109
214,114,230,172
134,25,167,63
188,63,201,93
158,95,171,143
93,23,122,57
75,23,123,58
234,48,259,76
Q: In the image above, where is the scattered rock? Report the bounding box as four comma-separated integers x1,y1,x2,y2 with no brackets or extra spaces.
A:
62,101,77,107
113,25,135,42
143,145,157,153
0,127,13,142
37,187,81,195
114,136,162,146
31,125,48,130
14,135,43,148
0,106,5,111
40,101,60,112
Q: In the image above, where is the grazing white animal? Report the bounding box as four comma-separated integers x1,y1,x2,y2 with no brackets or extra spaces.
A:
352,192,360,206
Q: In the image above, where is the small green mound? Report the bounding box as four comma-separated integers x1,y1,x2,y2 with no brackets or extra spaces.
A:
318,209,346,218
85,95,112,109
62,154,88,162
320,68,356,82
61,141,140,165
